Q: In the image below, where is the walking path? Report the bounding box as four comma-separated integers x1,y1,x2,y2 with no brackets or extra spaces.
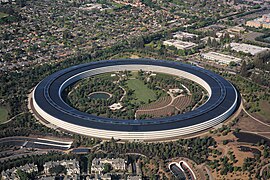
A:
260,163,270,177
0,112,25,125
192,91,206,111
204,165,214,180
119,85,126,102
88,91,112,98
242,97,270,128
136,92,184,112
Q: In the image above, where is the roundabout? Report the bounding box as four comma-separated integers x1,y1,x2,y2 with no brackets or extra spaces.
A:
31,59,239,140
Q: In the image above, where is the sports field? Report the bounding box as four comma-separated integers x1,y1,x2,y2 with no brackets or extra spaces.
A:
126,79,157,104
0,107,8,124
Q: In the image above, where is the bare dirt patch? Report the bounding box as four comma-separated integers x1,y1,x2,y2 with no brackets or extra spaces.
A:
136,95,192,118
253,100,270,124
130,54,140,58
138,96,172,110
234,116,270,132
211,132,259,179
171,96,192,111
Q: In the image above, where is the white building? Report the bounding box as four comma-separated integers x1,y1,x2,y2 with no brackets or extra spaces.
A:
201,52,242,65
91,158,126,174
216,32,235,38
173,31,198,40
109,103,123,110
201,36,220,43
163,39,197,50
229,42,269,55
79,4,103,11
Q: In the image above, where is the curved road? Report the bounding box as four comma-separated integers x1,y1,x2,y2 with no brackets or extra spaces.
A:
0,136,73,150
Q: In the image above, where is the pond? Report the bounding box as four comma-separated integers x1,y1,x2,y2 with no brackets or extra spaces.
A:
89,92,111,100
233,132,270,146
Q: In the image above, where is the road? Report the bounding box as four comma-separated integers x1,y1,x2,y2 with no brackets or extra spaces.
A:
242,104,270,128
204,165,214,180
0,150,48,163
0,136,73,150
169,163,186,180
0,136,73,163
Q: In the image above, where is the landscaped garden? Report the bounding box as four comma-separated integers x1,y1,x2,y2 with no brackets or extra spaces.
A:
64,70,207,120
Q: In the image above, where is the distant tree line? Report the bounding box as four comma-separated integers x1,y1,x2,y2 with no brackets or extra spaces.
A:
100,136,216,164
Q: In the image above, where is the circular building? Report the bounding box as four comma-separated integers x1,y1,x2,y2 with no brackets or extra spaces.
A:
31,59,239,140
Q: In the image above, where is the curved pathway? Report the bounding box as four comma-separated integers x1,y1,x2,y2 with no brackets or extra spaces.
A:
88,91,112,98
0,112,25,125
136,93,184,112
192,91,206,111
0,136,73,150
242,97,270,128
119,85,126,102
260,163,270,177
124,152,147,158
204,165,214,180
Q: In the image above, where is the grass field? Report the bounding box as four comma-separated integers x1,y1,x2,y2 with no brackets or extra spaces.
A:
126,79,157,104
257,100,270,122
0,107,8,124
0,12,8,19
129,71,138,78
94,72,119,81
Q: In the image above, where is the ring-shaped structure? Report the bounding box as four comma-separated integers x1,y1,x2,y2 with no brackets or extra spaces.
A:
32,59,239,140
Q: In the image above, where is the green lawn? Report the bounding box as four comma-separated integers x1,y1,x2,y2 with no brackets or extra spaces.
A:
257,100,270,121
94,72,118,81
129,71,138,78
0,12,8,19
126,79,157,104
0,107,8,124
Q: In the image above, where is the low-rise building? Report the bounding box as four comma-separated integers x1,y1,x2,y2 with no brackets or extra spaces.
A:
91,158,126,174
229,42,269,55
43,159,80,176
216,32,235,38
246,13,270,29
163,39,197,50
227,26,246,34
173,31,198,40
1,163,38,180
79,4,103,11
201,52,242,65
201,36,220,43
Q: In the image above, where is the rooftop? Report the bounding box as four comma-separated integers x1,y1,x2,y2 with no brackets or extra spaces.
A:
201,52,242,64
229,43,269,55
173,31,198,39
163,39,197,50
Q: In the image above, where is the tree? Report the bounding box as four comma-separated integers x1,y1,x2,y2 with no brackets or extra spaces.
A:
234,128,240,133
16,169,29,180
229,61,237,67
240,61,248,77
103,163,112,174
223,140,229,145
49,165,66,175
254,51,270,70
